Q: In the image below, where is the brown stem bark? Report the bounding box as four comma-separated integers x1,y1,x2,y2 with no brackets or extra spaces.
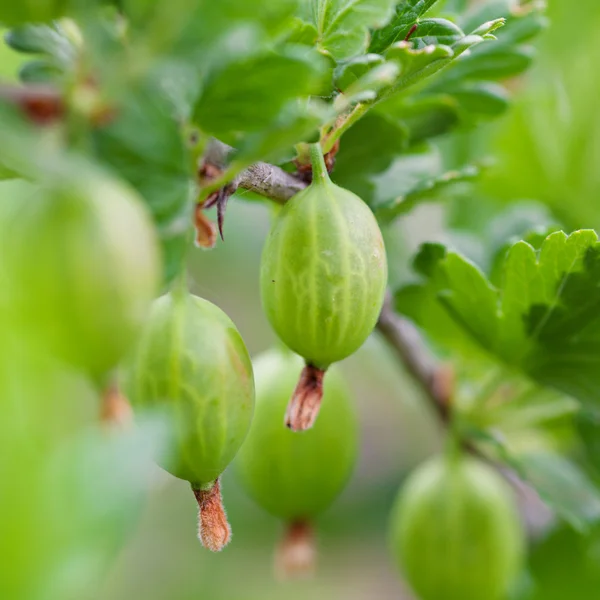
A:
203,139,307,204
376,292,453,423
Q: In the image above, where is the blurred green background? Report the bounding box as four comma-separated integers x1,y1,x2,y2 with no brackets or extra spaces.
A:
3,0,600,598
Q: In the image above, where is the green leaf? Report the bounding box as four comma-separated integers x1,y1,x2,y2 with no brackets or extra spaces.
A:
281,17,319,45
332,112,408,203
432,45,535,85
236,100,333,165
471,425,600,531
488,218,561,288
477,389,579,434
367,4,542,147
370,144,443,210
447,81,509,118
383,83,506,142
513,453,600,531
376,94,461,144
381,18,504,99
377,163,480,220
527,524,600,600
396,278,481,357
407,18,465,49
369,0,440,53
4,21,77,84
192,47,326,136
431,3,545,93
0,163,18,181
460,0,546,43
309,0,397,61
93,86,193,286
577,410,600,475
397,230,600,409
18,59,61,83
402,96,461,142
334,62,400,110
383,41,454,91
125,0,300,52
334,53,386,91
4,22,76,59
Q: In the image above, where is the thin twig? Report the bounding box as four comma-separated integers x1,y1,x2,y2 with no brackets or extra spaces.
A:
203,139,307,204
376,292,451,423
240,162,307,203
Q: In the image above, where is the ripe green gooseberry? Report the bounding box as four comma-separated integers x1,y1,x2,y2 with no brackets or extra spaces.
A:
390,454,525,600
260,144,387,431
0,175,160,381
121,290,255,551
235,348,357,576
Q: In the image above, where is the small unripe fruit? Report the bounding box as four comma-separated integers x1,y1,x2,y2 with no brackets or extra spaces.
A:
1,175,160,380
390,455,525,600
122,290,255,551
235,348,358,576
260,144,387,430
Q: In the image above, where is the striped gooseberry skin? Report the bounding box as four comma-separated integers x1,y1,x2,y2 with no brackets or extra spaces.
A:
260,179,387,370
234,348,358,519
390,455,525,600
122,292,255,487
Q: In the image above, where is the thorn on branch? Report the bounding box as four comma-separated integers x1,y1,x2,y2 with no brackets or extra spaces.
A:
197,160,238,243
203,182,236,241
405,24,419,42
201,139,307,204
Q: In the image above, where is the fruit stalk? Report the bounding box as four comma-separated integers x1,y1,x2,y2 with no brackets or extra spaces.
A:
100,383,133,430
285,364,326,431
274,520,316,580
192,478,231,552
308,142,329,184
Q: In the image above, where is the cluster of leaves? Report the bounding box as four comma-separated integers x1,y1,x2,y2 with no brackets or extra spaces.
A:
332,0,547,216
1,0,545,277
